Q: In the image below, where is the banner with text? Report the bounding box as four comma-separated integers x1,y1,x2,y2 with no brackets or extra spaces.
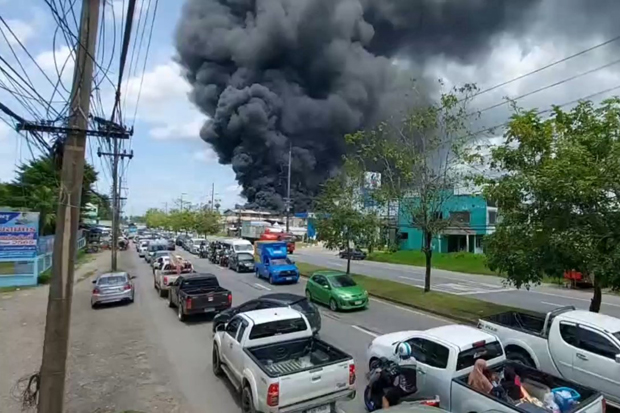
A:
0,211,40,259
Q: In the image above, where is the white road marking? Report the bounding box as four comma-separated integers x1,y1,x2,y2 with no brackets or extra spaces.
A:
369,297,450,323
455,288,516,296
541,301,570,307
254,283,271,291
527,290,620,308
351,325,379,337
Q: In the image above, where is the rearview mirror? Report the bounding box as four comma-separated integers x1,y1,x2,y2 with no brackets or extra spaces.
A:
130,275,137,280
216,323,226,332
91,279,97,284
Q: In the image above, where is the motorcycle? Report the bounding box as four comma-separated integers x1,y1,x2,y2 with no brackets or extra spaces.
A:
364,357,440,411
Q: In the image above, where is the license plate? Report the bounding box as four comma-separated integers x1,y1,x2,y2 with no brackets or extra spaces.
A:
354,301,362,305
208,297,213,301
305,405,330,413
286,277,293,281
204,308,214,313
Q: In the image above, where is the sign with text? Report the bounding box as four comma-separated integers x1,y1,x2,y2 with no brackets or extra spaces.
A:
0,211,40,259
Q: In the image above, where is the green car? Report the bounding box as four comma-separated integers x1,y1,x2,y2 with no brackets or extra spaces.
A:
305,270,368,311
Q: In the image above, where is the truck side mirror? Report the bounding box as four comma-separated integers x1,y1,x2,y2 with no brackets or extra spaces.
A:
216,323,226,332
91,279,97,284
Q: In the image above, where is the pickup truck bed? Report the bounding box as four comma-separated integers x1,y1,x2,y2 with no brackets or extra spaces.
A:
246,337,351,377
484,311,548,336
181,284,230,315
452,361,601,413
170,274,231,320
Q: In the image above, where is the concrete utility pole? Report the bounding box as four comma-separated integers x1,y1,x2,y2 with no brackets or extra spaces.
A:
97,146,133,270
285,141,292,232
211,182,215,211
37,0,100,411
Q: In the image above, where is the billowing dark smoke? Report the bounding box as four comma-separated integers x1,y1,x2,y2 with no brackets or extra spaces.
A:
174,0,612,212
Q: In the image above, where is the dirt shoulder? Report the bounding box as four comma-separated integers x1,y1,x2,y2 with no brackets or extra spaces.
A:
0,251,189,413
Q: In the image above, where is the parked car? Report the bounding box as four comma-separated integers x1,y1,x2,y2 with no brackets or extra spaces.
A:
339,248,367,260
166,238,175,251
212,308,356,413
367,324,605,413
145,241,168,263
91,272,135,308
137,241,149,257
149,250,170,268
212,293,321,333
306,270,368,311
167,273,232,321
228,252,255,272
479,305,620,407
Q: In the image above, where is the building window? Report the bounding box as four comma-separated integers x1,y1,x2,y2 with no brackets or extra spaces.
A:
488,209,497,225
450,211,470,224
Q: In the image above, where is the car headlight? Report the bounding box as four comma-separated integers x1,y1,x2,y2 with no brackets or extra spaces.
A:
363,291,368,297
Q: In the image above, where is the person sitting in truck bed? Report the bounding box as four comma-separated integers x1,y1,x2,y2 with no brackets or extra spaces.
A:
469,359,493,394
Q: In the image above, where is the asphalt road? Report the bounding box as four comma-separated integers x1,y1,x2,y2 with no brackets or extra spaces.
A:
292,248,620,318
125,248,449,413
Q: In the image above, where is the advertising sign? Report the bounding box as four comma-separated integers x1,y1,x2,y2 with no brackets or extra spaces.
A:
0,211,40,259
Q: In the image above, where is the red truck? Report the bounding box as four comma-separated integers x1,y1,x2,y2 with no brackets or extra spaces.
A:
259,231,296,254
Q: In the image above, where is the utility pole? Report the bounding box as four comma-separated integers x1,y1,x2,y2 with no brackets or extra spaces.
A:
98,146,133,270
285,141,292,232
211,182,215,211
37,1,100,412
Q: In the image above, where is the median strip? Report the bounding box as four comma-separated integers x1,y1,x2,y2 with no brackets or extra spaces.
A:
296,262,520,325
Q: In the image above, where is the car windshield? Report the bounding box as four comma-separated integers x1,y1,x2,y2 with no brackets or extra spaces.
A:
98,275,126,285
330,275,356,288
234,244,254,252
238,253,254,262
271,258,291,266
290,298,315,313
456,341,504,371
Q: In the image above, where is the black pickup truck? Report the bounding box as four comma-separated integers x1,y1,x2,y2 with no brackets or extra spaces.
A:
168,273,232,322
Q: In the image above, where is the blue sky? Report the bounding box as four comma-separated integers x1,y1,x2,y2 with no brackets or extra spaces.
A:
0,0,243,216
1,1,619,217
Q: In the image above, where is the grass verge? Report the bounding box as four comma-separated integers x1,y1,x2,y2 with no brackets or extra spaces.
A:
38,249,95,285
367,250,497,276
297,262,519,324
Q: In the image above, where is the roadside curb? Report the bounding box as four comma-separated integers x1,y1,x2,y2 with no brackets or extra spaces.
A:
298,271,476,325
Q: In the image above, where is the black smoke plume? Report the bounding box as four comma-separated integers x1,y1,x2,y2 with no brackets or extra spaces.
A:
174,0,613,212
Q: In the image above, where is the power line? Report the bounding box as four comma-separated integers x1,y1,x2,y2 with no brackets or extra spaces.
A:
478,57,620,114
471,34,620,100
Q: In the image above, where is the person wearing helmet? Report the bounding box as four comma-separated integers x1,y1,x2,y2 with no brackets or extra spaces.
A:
381,342,416,408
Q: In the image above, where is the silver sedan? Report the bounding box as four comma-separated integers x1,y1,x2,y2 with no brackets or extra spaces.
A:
91,272,135,308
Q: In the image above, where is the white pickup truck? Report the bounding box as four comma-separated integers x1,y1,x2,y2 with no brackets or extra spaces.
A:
153,258,193,298
367,324,604,413
213,307,356,413
479,306,620,407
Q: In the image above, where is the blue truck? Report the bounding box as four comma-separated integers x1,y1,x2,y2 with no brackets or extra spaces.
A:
254,241,299,284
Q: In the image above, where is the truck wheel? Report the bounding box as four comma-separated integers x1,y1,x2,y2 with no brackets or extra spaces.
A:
507,350,535,367
329,299,338,312
305,289,313,303
241,386,256,413
178,304,186,322
212,346,223,376
159,288,166,298
168,294,174,308
269,275,274,285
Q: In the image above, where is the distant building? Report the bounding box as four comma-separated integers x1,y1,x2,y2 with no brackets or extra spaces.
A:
222,209,282,233
397,194,497,254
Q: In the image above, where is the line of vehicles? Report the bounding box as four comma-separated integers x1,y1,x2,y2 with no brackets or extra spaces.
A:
129,231,614,413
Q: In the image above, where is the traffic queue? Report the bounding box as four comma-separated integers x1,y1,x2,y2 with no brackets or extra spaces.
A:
129,232,608,413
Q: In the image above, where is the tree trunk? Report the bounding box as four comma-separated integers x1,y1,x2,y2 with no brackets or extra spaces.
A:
423,230,433,292
590,275,602,313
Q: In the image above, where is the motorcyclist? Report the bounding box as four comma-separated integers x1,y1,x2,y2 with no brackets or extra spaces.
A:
367,342,416,410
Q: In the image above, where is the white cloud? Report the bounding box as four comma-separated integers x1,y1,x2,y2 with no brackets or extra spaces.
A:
34,46,74,82
122,60,208,141
192,148,217,163
4,19,34,46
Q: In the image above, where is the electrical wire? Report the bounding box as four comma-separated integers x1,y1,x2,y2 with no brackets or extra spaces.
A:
471,34,620,100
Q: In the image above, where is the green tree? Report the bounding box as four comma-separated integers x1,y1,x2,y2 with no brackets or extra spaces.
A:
346,84,478,291
316,162,380,274
145,208,169,229
478,98,620,312
194,208,221,236
0,156,99,234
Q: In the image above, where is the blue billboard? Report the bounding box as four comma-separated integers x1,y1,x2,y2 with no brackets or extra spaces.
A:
0,211,40,259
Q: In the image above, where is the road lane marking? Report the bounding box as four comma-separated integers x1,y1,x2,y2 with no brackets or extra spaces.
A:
455,288,516,296
369,297,450,323
527,290,620,308
541,301,570,307
351,325,379,337
254,283,271,291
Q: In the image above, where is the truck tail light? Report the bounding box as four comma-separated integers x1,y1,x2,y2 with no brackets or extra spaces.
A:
123,283,132,291
186,297,192,310
163,276,168,285
267,383,279,406
419,397,440,407
93,287,100,295
227,293,232,305
349,363,356,385
602,398,606,413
